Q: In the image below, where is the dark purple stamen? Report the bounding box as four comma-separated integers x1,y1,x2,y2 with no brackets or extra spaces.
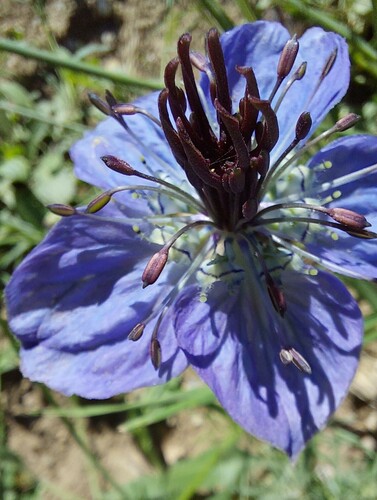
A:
157,28,284,231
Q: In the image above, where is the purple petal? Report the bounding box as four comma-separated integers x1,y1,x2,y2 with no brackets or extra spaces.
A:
273,26,349,158
18,315,187,399
201,22,349,163
70,92,188,197
173,271,362,457
294,135,377,279
308,135,377,199
5,206,188,398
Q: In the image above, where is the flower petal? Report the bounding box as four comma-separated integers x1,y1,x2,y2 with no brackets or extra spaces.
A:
273,26,349,159
308,135,377,200
296,135,377,279
200,22,349,163
70,92,188,196
5,206,188,398
173,271,362,457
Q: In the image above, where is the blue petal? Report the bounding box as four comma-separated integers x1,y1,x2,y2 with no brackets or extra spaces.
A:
173,271,362,457
216,22,291,110
70,92,189,206
273,26,349,159
5,206,188,398
296,135,377,279
201,22,349,163
308,135,377,199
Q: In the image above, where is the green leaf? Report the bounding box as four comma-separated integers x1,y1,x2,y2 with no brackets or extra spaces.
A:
31,150,77,204
0,79,36,107
0,156,29,183
0,345,19,374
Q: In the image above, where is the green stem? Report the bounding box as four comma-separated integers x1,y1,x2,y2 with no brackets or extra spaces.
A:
372,0,377,47
0,38,163,90
196,0,235,31
235,0,258,21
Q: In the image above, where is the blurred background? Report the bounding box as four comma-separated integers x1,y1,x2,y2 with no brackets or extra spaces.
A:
1,0,377,498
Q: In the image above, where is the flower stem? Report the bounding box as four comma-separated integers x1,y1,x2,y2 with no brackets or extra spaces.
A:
0,38,163,90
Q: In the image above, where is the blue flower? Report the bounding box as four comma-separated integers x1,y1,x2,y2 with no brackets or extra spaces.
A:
6,22,377,457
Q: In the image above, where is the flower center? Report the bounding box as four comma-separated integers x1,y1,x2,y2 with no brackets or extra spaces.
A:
158,28,288,232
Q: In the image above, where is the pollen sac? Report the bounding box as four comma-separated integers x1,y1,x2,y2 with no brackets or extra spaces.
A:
321,48,337,79
290,348,312,374
344,228,377,239
294,61,307,81
111,103,138,115
87,92,111,116
85,192,112,214
128,322,145,341
279,348,312,374
277,35,299,80
279,349,293,365
47,204,77,217
266,275,287,317
142,249,169,288
295,112,312,141
101,155,135,175
150,338,162,369
335,113,360,132
328,208,371,229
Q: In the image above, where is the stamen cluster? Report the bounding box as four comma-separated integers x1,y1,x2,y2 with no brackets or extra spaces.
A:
159,28,285,231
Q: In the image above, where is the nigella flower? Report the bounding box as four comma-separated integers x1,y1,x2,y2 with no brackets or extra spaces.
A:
5,22,377,457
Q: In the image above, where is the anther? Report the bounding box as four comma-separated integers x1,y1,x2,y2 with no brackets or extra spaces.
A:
334,113,360,132
266,274,287,317
279,349,293,364
101,154,202,209
270,35,299,102
128,323,145,341
228,167,245,193
290,348,312,374
279,348,312,374
87,92,111,115
295,111,312,141
277,35,299,81
101,155,135,175
344,228,377,239
150,338,162,369
321,48,337,79
142,248,169,288
47,204,77,216
308,49,338,104
105,89,117,107
327,208,371,229
85,192,112,213
294,61,307,81
258,112,310,193
111,103,162,127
